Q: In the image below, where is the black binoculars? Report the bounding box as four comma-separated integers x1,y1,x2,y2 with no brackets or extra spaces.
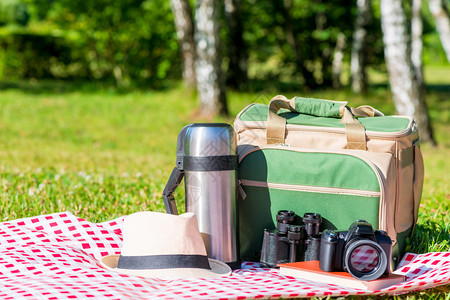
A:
260,210,322,268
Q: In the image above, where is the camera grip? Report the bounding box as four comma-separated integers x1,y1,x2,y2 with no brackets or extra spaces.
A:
319,230,338,272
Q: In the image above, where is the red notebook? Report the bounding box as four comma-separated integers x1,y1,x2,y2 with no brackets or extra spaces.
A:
278,260,405,291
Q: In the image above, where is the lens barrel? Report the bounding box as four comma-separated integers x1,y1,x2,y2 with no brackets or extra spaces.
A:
344,239,388,281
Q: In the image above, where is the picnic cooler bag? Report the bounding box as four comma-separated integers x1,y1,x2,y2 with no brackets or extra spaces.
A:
234,95,424,265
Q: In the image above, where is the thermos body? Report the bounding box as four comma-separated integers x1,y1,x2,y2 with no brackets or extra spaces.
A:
184,124,239,268
163,123,240,269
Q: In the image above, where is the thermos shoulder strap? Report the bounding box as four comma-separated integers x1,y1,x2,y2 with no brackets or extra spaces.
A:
163,167,184,215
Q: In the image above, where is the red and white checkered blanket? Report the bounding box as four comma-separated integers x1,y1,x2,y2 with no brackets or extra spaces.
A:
0,212,448,299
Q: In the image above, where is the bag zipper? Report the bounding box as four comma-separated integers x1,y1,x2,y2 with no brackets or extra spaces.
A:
237,179,247,199
239,179,381,198
238,145,391,235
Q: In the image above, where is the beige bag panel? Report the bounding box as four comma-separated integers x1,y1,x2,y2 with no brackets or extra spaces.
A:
352,150,397,242
413,145,425,223
396,127,420,151
237,127,397,155
394,142,424,233
396,145,415,233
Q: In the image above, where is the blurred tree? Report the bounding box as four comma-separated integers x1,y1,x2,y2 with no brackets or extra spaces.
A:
411,0,425,95
0,0,29,26
170,0,196,88
3,0,445,94
315,0,333,87
267,0,356,89
195,0,228,116
380,0,435,145
224,0,247,90
427,0,450,62
351,0,372,94
273,0,317,88
332,32,346,89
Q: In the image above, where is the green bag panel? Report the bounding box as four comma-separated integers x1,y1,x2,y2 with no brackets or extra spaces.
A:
238,147,384,261
239,149,380,192
239,186,380,262
239,103,411,133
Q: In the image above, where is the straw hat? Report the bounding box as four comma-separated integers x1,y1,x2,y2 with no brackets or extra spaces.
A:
99,211,232,279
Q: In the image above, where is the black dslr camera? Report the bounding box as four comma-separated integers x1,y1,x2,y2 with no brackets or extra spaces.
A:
260,210,322,268
319,220,392,281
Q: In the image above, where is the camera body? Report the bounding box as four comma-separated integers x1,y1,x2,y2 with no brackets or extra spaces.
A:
319,220,392,281
260,211,322,268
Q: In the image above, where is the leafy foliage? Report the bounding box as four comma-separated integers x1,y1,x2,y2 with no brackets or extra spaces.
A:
0,28,73,79
0,0,448,88
0,0,30,26
0,0,180,87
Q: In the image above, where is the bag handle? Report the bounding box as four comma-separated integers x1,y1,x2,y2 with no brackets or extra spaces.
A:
266,95,384,150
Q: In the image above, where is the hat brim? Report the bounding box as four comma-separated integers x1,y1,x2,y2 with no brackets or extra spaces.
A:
99,254,232,279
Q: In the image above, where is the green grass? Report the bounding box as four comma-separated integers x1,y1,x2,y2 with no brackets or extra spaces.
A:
0,65,449,298
0,87,196,221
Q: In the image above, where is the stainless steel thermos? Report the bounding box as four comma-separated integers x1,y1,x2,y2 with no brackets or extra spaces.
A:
163,123,239,269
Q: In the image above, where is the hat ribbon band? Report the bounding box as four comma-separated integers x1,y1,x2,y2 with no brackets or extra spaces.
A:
117,254,211,270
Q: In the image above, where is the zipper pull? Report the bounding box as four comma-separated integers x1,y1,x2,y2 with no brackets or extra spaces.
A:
238,180,247,200
277,143,290,147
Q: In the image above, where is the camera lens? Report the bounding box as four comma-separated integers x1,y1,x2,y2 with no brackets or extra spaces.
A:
350,245,379,273
344,239,387,281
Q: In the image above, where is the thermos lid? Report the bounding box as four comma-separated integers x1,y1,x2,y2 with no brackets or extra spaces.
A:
184,123,236,157
175,123,238,172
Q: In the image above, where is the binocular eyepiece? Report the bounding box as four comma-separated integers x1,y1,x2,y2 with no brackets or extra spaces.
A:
276,210,295,234
302,212,321,236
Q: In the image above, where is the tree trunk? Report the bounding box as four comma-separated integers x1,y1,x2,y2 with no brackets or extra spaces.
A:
195,0,228,117
332,32,346,89
411,0,425,93
380,0,436,145
351,0,372,94
170,0,196,87
428,0,450,61
225,0,247,90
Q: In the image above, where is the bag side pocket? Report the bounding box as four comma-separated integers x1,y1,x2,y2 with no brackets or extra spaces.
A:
413,145,424,224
